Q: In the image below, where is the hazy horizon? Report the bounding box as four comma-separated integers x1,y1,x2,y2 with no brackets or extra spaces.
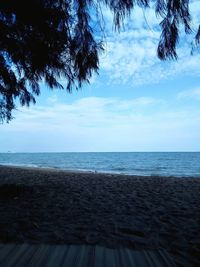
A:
1,151,200,153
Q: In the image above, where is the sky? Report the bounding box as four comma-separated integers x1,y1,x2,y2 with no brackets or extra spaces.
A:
1,2,200,152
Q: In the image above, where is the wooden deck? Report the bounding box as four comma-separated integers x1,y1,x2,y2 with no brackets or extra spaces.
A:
0,244,176,267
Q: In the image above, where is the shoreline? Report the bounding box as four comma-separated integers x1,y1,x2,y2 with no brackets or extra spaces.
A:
0,165,200,266
1,164,199,179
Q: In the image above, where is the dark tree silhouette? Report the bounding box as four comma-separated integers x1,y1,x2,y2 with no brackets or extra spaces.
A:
0,0,199,122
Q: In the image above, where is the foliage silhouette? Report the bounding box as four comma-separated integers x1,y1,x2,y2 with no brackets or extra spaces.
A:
0,0,198,122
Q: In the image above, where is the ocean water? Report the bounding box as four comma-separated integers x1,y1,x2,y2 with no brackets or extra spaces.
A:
0,152,200,177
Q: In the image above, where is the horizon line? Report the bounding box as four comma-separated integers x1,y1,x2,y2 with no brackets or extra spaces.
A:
1,151,200,153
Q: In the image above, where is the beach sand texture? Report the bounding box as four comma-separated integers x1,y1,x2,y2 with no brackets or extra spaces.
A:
0,166,200,266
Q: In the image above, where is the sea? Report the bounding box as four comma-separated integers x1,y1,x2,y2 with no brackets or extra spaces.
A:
0,152,200,177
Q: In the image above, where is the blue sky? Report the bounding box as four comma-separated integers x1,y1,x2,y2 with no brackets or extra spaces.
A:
1,2,200,152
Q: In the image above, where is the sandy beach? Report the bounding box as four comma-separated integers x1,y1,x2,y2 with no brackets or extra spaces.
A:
0,165,200,266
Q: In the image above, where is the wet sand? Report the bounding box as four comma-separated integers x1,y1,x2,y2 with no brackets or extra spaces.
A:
0,165,200,266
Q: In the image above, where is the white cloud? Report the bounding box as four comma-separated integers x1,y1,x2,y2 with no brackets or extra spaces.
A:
178,88,200,100
98,2,200,87
1,96,200,152
47,94,59,104
190,0,200,27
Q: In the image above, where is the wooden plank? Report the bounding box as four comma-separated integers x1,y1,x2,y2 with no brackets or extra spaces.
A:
94,245,105,267
25,244,52,267
143,250,177,267
14,244,38,267
0,244,16,263
62,245,81,267
40,245,68,267
118,247,133,267
2,244,30,267
76,245,91,267
157,250,177,267
123,249,139,267
104,247,117,267
85,246,95,267
0,244,176,267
